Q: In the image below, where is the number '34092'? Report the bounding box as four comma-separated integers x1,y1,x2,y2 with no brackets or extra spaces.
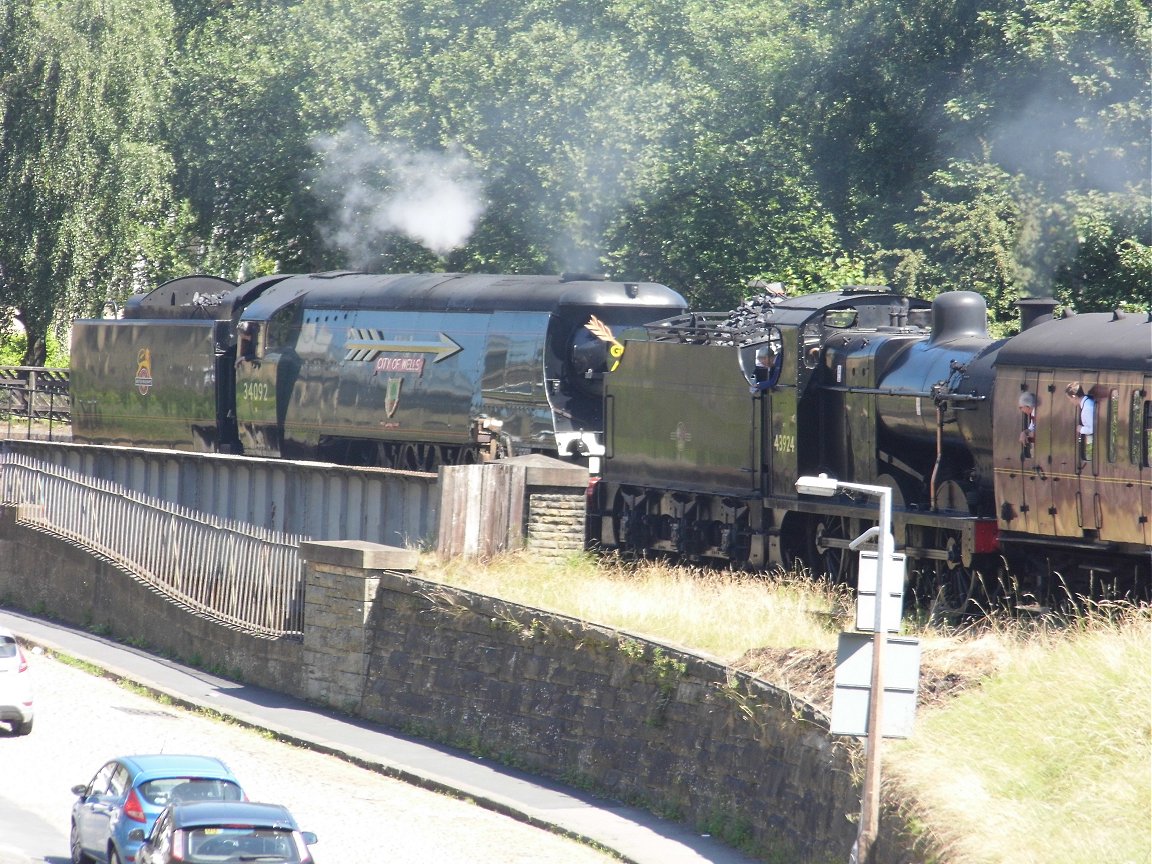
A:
241,382,270,401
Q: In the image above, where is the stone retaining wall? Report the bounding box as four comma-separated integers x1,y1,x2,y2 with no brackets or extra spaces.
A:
0,505,304,692
355,570,860,861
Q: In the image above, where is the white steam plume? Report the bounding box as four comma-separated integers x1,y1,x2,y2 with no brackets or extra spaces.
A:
312,124,487,266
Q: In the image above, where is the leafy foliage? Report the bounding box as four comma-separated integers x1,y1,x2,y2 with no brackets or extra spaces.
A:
0,0,176,362
0,0,1147,350
0,329,68,367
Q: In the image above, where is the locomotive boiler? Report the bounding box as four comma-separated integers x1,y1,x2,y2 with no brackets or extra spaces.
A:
591,286,1151,605
70,271,688,471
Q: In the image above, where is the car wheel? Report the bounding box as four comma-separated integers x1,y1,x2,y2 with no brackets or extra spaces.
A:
15,717,32,736
109,847,123,864
69,822,94,864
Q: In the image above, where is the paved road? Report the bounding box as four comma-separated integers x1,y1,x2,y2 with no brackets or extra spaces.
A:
0,609,759,864
0,645,622,864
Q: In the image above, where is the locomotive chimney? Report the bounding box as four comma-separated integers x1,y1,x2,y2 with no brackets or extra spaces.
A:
1016,297,1058,331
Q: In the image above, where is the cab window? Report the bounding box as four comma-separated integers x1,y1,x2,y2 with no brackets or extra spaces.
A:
267,300,303,350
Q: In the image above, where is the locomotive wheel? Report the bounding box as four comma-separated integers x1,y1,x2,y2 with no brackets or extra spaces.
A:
395,443,442,472
373,442,394,468
397,443,422,471
721,513,752,569
876,474,905,509
812,517,855,585
934,480,969,513
612,491,649,552
777,513,809,575
917,530,989,621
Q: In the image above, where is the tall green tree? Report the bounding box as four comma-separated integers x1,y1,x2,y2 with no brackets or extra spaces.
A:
772,0,1150,314
170,0,691,277
0,0,176,363
157,0,1148,313
971,0,1152,312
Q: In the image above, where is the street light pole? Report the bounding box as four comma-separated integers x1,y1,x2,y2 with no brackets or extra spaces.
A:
795,474,893,864
857,482,891,864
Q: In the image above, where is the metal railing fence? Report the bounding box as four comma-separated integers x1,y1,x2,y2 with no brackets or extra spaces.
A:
0,449,304,637
0,366,70,440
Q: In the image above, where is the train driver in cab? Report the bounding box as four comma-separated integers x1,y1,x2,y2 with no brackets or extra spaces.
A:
236,321,258,366
749,345,783,394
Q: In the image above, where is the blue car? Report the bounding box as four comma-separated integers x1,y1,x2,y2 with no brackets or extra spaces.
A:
70,754,245,864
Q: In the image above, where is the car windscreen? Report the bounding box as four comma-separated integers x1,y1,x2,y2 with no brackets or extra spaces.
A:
140,778,244,807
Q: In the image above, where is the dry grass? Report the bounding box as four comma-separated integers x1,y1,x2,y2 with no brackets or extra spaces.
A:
420,551,850,659
886,605,1152,864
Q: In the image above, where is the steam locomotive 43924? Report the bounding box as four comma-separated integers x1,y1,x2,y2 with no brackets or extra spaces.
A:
590,286,1151,604
69,271,687,471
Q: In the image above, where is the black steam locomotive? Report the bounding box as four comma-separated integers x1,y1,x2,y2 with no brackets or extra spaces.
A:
590,286,1152,604
69,272,687,470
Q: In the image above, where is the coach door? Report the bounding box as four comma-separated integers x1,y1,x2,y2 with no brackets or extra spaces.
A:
1057,372,1104,538
1122,376,1152,548
1013,370,1057,537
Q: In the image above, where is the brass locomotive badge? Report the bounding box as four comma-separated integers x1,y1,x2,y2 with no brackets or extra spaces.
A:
134,348,153,396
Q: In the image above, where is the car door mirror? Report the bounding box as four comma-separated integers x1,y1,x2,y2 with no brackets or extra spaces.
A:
128,829,145,842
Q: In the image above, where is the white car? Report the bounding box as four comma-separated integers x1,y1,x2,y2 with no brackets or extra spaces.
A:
0,627,34,735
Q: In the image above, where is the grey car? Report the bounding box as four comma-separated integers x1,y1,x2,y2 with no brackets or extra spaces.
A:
133,800,318,864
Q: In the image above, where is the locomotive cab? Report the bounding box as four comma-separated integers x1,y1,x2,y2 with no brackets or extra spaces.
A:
544,294,682,466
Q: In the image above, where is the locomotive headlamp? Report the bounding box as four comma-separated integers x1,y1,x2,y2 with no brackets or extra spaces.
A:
795,474,840,497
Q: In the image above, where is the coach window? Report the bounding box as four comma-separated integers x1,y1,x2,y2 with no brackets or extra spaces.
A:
1131,389,1150,468
1106,389,1119,463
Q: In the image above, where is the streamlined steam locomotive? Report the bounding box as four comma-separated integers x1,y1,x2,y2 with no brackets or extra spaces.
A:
70,272,687,470
590,287,1151,604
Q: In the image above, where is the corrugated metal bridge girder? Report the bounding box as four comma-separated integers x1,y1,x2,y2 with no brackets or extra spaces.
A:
1,440,438,548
